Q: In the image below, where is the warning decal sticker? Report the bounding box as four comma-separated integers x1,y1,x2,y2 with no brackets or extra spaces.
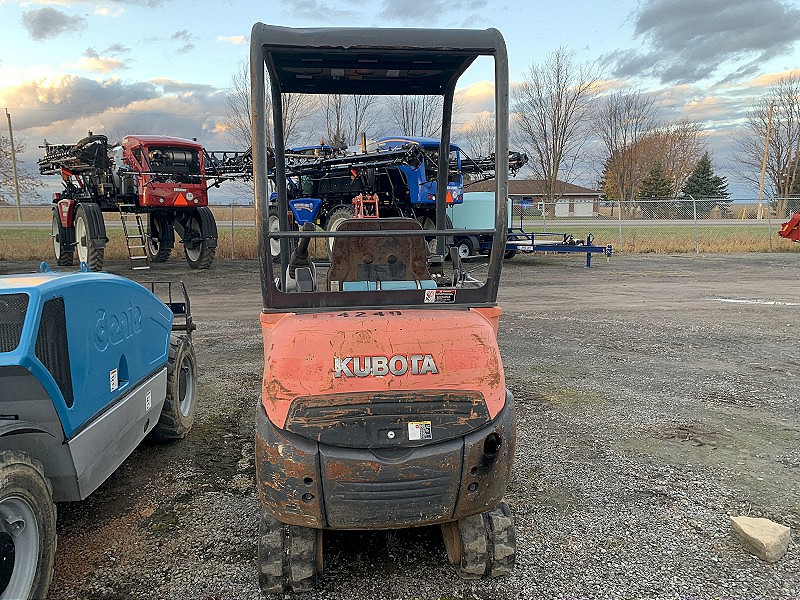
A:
408,421,433,441
423,289,456,304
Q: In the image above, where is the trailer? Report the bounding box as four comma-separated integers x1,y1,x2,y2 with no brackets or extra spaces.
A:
448,192,612,267
495,229,613,267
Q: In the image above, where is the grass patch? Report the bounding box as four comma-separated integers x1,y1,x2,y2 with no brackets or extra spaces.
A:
2,212,798,262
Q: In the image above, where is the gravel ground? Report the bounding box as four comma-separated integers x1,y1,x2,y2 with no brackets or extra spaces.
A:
2,252,797,600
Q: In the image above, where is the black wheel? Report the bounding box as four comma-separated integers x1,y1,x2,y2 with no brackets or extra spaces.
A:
147,214,172,263
51,209,74,267
0,452,57,600
181,207,217,269
74,203,106,271
503,249,517,260
418,214,454,256
454,237,474,261
151,335,196,440
442,500,516,579
267,208,281,264
258,512,319,595
417,215,437,255
325,205,354,259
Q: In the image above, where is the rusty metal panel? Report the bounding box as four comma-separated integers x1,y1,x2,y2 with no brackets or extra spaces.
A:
453,392,516,521
320,442,462,529
256,405,325,528
285,390,489,448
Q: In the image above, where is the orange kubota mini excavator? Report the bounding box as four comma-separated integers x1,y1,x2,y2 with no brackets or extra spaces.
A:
249,24,517,594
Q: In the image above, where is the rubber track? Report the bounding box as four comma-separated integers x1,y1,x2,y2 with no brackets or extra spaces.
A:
258,513,284,594
487,501,516,577
456,501,516,579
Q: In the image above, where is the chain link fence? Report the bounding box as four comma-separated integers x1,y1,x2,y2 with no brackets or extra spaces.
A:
2,198,799,260
511,197,800,254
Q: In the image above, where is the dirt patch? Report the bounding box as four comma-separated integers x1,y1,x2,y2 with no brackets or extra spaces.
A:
2,252,799,598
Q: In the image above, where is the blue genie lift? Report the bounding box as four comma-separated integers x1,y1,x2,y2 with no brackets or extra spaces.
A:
0,264,197,599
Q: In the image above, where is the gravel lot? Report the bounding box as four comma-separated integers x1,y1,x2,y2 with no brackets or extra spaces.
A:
2,252,797,600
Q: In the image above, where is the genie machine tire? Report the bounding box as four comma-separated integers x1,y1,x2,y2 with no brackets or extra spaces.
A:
0,452,57,600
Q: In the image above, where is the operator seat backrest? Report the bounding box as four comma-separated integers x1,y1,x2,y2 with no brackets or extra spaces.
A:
326,218,431,290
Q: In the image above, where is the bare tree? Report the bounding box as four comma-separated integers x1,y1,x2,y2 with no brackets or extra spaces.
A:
734,73,800,215
348,95,380,145
594,89,658,213
458,112,495,158
321,94,381,148
224,62,254,150
321,94,347,148
0,133,43,203
223,61,317,150
511,48,598,215
386,95,444,138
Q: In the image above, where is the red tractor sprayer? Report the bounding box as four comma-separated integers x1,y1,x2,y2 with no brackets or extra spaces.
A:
38,133,245,271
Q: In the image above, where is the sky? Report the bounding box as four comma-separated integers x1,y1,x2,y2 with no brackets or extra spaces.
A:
1,0,800,201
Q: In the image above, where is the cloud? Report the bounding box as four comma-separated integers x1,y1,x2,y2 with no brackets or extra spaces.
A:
0,75,159,130
94,6,126,17
217,35,247,45
606,0,800,84
104,43,131,55
21,7,86,41
70,47,131,73
151,78,217,94
9,0,168,7
456,80,495,116
378,0,450,24
282,0,359,21
171,29,195,54
378,0,489,25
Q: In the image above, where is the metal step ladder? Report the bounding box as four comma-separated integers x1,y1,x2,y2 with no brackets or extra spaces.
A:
118,205,150,270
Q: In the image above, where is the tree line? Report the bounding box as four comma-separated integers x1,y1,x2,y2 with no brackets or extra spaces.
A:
2,58,799,215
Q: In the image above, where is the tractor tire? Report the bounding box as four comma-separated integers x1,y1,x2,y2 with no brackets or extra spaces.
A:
267,208,281,264
418,214,454,256
147,214,172,263
442,500,516,580
325,205,353,260
503,249,517,260
51,209,74,267
0,451,57,600
151,335,196,440
182,207,217,269
258,512,319,595
74,203,106,272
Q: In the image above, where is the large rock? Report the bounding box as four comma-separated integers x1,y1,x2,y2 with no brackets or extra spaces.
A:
730,516,791,563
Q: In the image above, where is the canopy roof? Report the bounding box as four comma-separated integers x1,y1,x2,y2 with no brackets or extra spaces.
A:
251,24,505,95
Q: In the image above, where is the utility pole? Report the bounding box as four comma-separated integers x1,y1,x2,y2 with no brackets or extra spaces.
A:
757,100,774,220
5,108,23,222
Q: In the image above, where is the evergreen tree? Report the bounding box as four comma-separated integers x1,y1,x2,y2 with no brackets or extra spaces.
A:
638,162,675,217
681,152,729,216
